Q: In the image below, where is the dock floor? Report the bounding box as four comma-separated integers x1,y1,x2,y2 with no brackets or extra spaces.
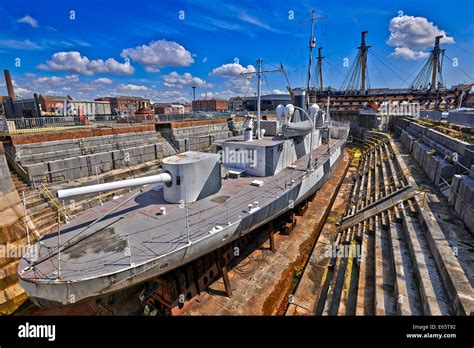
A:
183,149,352,315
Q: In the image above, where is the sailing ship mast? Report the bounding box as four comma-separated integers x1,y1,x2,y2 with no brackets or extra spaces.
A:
316,47,324,92
306,11,316,110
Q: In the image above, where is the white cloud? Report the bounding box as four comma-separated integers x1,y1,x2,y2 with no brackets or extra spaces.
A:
272,89,287,94
80,78,113,91
389,47,430,60
121,40,194,72
5,75,77,97
199,90,237,100
0,39,42,50
237,12,277,32
92,77,112,84
210,63,256,77
202,57,208,63
153,90,190,103
17,15,38,28
37,51,135,75
34,75,79,84
387,14,454,60
162,71,213,88
15,87,32,95
119,84,148,91
210,62,256,93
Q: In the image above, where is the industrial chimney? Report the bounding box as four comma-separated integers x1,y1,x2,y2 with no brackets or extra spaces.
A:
4,70,16,101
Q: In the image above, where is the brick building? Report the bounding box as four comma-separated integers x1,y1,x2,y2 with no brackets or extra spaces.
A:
192,98,228,112
39,95,72,115
228,96,244,111
95,96,151,114
153,103,192,115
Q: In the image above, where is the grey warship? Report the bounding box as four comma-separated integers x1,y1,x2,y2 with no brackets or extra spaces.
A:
18,101,348,307
18,19,350,307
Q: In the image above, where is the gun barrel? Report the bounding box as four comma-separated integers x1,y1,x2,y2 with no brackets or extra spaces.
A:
56,173,172,199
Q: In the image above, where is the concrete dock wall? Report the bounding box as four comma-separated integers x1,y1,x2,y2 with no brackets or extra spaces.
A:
395,117,474,233
395,118,473,186
7,131,164,184
447,112,474,127
449,172,474,234
156,118,243,152
0,143,38,314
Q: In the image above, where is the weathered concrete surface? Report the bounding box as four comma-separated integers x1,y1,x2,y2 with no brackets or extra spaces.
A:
0,143,39,315
7,124,155,145
286,151,360,315
449,174,474,234
9,130,164,183
395,117,474,170
156,117,244,152
184,149,352,315
392,137,474,316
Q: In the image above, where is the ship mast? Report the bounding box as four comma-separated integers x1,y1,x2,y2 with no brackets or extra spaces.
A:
340,31,371,92
359,31,371,92
410,36,446,90
430,35,443,90
241,59,283,139
316,47,324,92
257,58,262,139
306,11,316,110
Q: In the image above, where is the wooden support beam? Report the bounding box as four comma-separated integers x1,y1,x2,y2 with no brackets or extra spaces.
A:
220,265,232,298
268,221,277,252
215,249,232,298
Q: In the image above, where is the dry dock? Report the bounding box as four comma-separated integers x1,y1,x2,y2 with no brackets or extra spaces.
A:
183,149,352,315
1,115,473,316
288,132,474,316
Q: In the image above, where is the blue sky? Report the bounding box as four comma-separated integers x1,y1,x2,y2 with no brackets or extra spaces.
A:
0,0,473,102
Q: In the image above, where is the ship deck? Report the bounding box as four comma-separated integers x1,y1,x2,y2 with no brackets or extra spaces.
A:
20,138,344,283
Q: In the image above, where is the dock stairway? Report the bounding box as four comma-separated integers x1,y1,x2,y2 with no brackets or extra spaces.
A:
10,170,61,239
0,169,62,314
313,131,474,316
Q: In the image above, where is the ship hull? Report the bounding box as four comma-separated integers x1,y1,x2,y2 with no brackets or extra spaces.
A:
311,87,466,112
19,142,344,308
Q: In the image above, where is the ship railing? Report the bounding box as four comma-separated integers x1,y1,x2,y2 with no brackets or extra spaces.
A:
88,115,117,125
180,167,305,239
1,116,88,134
39,183,70,223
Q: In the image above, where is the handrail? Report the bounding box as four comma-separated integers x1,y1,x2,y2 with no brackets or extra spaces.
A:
4,148,31,186
39,183,69,223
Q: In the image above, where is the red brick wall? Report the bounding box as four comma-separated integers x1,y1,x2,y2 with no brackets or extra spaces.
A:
9,124,155,145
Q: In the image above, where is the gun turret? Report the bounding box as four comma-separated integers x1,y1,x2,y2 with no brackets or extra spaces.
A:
57,173,172,199
56,151,222,204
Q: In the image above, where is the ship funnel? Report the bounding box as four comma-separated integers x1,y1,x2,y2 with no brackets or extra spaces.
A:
294,89,306,109
57,173,172,199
